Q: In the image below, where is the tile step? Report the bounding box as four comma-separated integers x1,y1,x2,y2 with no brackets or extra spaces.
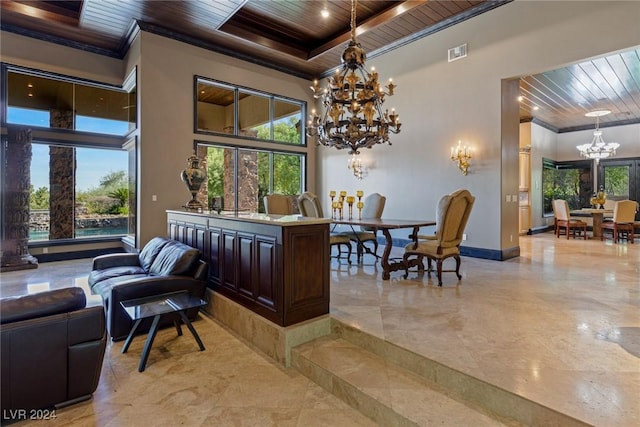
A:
291,335,518,427
292,319,591,427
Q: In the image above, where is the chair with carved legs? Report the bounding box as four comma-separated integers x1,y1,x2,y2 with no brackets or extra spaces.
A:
403,189,475,286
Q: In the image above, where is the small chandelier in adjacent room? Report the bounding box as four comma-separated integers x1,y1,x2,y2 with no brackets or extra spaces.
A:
306,0,401,154
576,110,620,162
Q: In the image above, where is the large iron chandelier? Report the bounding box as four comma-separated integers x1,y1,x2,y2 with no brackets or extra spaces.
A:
306,0,401,154
576,110,620,162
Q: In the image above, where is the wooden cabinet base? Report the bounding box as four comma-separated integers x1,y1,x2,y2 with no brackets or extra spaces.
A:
168,211,330,326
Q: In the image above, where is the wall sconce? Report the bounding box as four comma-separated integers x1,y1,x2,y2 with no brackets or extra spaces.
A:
451,140,472,175
347,153,366,180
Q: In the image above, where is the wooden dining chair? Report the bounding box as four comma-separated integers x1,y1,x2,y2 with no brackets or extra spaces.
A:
340,193,386,262
601,200,637,243
402,189,475,286
297,192,352,263
552,199,587,239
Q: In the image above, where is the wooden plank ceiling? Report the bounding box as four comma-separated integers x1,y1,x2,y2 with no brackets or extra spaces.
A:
2,0,639,132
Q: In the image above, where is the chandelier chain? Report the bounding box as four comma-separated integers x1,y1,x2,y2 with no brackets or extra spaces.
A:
350,0,357,43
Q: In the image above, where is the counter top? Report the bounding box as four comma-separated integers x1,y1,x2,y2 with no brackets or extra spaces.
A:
166,209,332,227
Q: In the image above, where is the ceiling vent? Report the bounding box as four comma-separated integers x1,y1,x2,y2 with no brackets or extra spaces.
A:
448,43,467,62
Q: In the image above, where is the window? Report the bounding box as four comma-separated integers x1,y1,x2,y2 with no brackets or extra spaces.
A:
197,144,305,214
3,65,138,243
6,68,136,135
542,158,592,216
29,143,129,241
195,77,304,145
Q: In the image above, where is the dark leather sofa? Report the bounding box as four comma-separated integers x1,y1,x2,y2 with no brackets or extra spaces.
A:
88,237,208,341
1,287,106,421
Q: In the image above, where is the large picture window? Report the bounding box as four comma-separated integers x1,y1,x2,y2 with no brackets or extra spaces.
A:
196,143,305,214
2,65,138,244
542,158,593,216
29,143,129,241
195,77,304,145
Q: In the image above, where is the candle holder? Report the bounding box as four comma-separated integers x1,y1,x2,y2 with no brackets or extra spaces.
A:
357,201,364,220
451,140,472,175
338,201,344,220
356,190,364,202
329,190,336,207
346,196,355,219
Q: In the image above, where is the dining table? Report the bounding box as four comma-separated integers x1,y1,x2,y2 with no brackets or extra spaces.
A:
332,218,436,280
569,208,614,238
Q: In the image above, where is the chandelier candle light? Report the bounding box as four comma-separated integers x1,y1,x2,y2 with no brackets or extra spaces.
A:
576,110,620,162
306,0,401,155
451,140,472,175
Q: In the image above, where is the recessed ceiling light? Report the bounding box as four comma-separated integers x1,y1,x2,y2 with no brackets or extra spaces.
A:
321,8,329,18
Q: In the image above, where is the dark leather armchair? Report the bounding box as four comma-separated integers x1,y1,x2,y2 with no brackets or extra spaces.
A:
1,288,106,420
89,237,208,340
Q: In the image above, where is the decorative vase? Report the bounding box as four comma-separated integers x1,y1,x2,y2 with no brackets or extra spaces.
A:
180,152,206,210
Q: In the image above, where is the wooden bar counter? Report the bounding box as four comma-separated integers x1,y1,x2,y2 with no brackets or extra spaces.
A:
167,210,331,327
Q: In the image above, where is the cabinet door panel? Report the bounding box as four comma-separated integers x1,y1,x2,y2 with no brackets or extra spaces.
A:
221,230,237,291
238,233,254,298
256,236,277,310
207,227,221,284
195,227,207,257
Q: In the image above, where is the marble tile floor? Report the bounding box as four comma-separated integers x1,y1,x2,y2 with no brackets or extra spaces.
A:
329,233,640,427
0,232,638,426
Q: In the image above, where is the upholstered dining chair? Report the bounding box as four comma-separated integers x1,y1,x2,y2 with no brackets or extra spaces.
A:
297,192,352,263
552,199,587,239
402,189,475,286
601,200,637,243
341,193,386,263
264,193,298,215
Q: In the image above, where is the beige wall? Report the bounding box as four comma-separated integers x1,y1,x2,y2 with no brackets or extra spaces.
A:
0,31,122,84
317,0,640,253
